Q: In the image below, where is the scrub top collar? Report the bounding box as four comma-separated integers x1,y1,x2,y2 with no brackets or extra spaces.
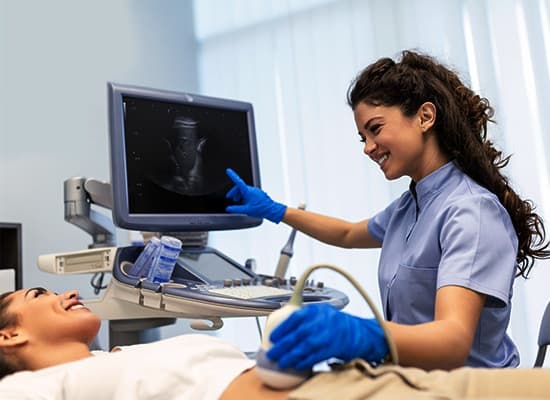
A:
409,160,457,213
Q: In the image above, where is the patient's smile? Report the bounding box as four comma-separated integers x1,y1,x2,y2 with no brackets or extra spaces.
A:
67,304,86,311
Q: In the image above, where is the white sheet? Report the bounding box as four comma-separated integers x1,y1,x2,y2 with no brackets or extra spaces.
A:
0,334,255,400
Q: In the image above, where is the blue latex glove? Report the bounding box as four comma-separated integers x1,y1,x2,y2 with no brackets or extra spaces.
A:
225,168,287,223
267,303,389,370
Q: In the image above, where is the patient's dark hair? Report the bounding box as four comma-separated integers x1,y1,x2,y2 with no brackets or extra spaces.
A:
0,291,23,379
347,50,550,278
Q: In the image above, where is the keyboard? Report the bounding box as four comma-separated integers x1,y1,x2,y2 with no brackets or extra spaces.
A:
209,285,293,299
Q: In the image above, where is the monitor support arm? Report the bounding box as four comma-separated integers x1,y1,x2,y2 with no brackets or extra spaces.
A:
64,177,116,248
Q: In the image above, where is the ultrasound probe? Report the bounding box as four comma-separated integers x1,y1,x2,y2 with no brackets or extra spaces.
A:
274,202,306,279
256,264,399,390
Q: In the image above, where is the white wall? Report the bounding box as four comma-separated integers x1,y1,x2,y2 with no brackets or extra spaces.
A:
0,0,198,348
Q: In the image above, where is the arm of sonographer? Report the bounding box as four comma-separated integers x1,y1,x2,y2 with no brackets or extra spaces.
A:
224,168,380,249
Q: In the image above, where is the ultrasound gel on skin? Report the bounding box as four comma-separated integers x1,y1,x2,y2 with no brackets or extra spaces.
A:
148,236,183,283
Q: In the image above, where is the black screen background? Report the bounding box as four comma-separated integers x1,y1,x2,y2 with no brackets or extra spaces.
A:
123,96,255,214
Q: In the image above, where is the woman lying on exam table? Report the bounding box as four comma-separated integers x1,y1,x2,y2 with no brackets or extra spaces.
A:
0,287,550,400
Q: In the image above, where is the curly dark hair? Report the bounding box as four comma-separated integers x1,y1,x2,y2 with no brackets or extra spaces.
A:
0,291,23,379
347,50,550,278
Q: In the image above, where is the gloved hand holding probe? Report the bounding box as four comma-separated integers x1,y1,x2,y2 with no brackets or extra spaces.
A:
225,168,287,223
267,303,389,370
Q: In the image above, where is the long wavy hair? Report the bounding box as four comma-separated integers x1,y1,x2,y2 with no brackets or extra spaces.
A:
347,50,550,278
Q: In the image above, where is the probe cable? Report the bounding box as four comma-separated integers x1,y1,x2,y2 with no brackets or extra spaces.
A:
287,263,399,365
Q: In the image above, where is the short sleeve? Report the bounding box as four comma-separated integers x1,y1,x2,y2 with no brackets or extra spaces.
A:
437,195,517,307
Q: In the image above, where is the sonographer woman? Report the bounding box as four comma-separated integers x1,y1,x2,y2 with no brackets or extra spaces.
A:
225,50,550,371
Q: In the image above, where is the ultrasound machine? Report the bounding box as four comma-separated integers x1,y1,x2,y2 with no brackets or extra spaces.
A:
38,82,349,345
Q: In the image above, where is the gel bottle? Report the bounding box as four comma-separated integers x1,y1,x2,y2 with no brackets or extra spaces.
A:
148,236,183,283
129,236,161,278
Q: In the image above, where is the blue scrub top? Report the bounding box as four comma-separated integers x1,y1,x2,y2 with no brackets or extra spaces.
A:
368,161,519,367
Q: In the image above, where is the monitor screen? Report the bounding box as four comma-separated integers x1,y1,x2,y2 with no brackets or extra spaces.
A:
108,82,263,232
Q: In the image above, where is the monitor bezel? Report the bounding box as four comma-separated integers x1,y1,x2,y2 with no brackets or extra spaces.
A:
108,82,263,232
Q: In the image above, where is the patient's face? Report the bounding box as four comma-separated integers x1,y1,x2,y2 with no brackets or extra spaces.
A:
7,287,100,345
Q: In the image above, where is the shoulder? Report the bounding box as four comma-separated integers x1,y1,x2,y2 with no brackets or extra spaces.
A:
382,190,415,213
429,167,501,213
0,364,71,399
444,175,508,220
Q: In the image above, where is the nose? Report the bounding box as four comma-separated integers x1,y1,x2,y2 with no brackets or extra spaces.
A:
61,290,79,300
363,139,377,156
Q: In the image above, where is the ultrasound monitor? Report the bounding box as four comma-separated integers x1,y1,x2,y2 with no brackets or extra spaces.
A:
108,82,262,232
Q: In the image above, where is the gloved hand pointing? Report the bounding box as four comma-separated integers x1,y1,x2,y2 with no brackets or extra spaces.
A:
267,303,389,370
225,168,287,223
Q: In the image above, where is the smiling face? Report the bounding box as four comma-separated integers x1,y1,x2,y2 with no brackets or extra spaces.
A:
3,287,101,346
353,102,448,182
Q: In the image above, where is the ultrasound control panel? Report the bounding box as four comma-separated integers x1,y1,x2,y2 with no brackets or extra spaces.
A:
112,245,349,316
